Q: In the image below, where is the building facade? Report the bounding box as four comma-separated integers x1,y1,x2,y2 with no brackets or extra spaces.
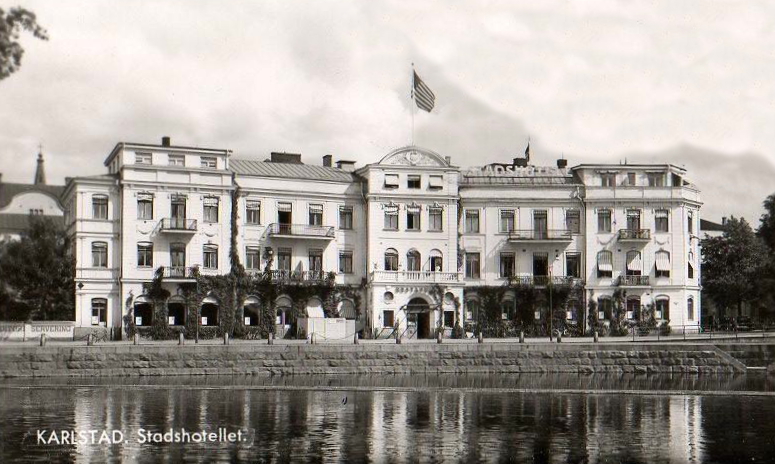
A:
63,138,702,337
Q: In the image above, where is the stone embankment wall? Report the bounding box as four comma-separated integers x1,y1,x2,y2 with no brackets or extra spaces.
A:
0,342,747,378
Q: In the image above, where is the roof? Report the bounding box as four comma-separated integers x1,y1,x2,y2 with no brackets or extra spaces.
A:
700,219,725,232
230,159,357,182
460,165,580,186
0,214,64,234
0,182,65,209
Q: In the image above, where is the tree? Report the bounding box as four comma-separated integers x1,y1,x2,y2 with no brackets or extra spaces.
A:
0,216,74,320
0,6,48,81
758,192,775,252
702,217,769,318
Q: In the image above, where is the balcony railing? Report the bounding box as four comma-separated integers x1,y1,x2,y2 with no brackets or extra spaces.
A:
618,229,651,241
162,266,198,280
617,275,650,286
271,270,330,283
508,229,573,241
371,270,462,283
509,276,584,287
267,223,335,239
159,218,197,233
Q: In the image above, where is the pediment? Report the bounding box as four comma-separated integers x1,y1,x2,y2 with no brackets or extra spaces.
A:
379,146,449,167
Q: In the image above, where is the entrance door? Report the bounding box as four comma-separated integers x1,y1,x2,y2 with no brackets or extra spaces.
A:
171,197,186,229
417,312,431,339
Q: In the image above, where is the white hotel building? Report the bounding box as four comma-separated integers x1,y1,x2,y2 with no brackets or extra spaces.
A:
63,138,702,338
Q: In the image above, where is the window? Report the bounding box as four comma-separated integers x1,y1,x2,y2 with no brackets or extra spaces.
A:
246,200,261,225
626,251,642,276
92,242,108,268
626,209,641,230
91,298,107,326
383,310,395,328
429,175,443,190
137,193,153,220
168,154,185,166
465,210,480,233
200,156,217,169
465,253,481,279
688,211,694,234
601,173,616,187
429,250,443,271
92,195,108,220
277,202,292,225
384,248,398,271
135,152,152,164
598,297,613,320
406,206,420,231
501,300,515,320
277,248,292,272
309,249,323,276
566,253,581,278
533,252,549,277
597,251,613,278
406,250,421,271
499,253,515,278
384,205,398,230
687,298,695,321
655,250,670,278
566,210,580,234
203,197,219,223
656,298,669,320
384,174,399,188
444,311,455,328
533,210,548,238
309,204,323,226
137,242,153,267
428,207,443,232
500,210,515,233
688,262,694,279
339,206,353,230
407,175,421,189
339,251,353,274
655,209,669,233
203,244,218,269
626,297,640,320
598,209,612,233
245,246,260,270
170,243,186,268
647,173,665,187
627,172,636,186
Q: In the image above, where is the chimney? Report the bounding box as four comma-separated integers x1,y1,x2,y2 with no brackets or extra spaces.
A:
323,154,333,167
270,152,303,164
161,136,171,147
444,156,451,165
336,160,356,172
556,159,568,168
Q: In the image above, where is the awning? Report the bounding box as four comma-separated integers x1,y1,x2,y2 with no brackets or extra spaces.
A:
137,192,154,201
306,305,325,318
429,175,443,188
627,209,640,217
308,204,323,213
203,197,219,206
277,202,292,212
655,251,670,271
384,174,399,186
627,252,642,271
246,200,261,209
383,204,398,214
406,204,421,212
597,251,613,272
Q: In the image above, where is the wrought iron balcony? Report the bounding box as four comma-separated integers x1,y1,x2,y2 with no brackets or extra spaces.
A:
371,270,462,283
617,275,650,286
508,229,573,241
159,218,197,233
618,228,651,241
509,275,584,287
162,266,198,280
271,270,331,283
267,223,335,239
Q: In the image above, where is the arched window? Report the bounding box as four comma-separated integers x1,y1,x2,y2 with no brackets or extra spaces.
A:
687,297,695,321
384,248,398,271
276,295,292,326
167,296,186,326
465,298,479,322
501,299,515,320
406,249,421,271
91,298,107,326
655,296,670,321
306,297,324,318
92,242,108,268
201,296,219,326
597,251,613,278
243,296,261,326
133,295,153,326
429,249,443,271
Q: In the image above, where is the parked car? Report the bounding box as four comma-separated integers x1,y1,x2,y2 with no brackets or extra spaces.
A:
736,316,753,332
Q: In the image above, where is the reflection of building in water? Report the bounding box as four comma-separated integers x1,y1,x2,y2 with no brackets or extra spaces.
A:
669,396,704,463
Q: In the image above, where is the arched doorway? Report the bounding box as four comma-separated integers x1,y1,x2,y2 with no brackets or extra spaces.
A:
133,295,153,327
201,296,219,326
406,297,432,339
243,296,261,326
167,296,186,326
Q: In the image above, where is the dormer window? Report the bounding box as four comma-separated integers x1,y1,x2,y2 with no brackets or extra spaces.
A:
384,174,399,189
201,156,217,169
135,152,152,164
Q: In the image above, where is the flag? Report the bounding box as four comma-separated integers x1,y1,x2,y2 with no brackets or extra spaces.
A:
524,142,530,162
412,71,435,112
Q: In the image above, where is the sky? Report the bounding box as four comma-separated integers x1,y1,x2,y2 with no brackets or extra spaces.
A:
1,0,774,225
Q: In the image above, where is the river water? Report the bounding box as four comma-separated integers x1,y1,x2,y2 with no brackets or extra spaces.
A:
1,374,774,463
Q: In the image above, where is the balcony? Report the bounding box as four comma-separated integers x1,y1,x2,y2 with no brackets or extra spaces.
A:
267,223,335,240
159,218,197,233
509,276,584,287
162,266,198,281
270,270,331,284
508,229,573,242
371,270,462,283
617,275,650,286
618,229,651,242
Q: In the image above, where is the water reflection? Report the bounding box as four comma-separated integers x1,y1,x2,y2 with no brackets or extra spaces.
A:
2,379,774,462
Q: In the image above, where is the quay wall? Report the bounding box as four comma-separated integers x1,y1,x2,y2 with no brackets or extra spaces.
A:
0,342,747,378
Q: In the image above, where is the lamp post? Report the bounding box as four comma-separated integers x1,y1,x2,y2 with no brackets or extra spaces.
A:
195,266,200,344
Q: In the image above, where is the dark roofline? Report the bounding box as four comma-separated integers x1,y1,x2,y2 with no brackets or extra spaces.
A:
700,218,725,231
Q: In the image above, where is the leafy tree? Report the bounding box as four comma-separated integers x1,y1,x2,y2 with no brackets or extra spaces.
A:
758,192,775,252
0,216,74,320
0,6,48,81
702,217,769,317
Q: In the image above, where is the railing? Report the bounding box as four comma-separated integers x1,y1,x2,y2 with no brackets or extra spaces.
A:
508,229,573,241
162,266,198,279
618,228,651,240
267,223,335,238
509,276,584,287
617,275,650,286
371,270,462,283
271,270,330,283
159,218,197,232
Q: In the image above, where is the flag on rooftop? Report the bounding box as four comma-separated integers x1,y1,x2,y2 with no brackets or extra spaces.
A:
524,142,530,162
412,71,435,112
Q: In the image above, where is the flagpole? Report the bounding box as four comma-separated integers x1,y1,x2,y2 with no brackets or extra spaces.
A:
411,63,415,147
